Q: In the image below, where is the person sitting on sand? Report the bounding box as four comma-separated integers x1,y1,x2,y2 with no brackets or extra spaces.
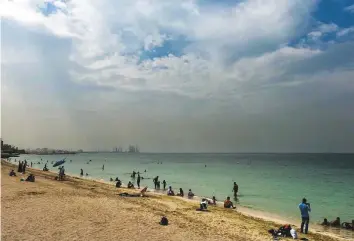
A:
321,218,329,226
9,170,16,176
167,186,175,196
200,198,208,210
25,174,35,182
127,181,134,189
116,179,122,188
330,217,341,227
188,189,194,199
177,188,184,197
341,221,353,230
224,196,235,209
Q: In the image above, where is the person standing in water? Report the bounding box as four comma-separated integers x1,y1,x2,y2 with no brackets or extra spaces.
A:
137,174,141,189
162,180,167,190
102,164,104,171
233,182,239,197
80,169,84,176
299,198,311,234
153,176,159,189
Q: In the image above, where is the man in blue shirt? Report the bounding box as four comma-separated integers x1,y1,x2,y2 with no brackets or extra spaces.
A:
299,198,311,234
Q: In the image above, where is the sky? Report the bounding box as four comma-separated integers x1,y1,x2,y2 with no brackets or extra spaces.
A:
1,0,354,153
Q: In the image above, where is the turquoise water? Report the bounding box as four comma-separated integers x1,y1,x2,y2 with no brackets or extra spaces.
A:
13,153,354,228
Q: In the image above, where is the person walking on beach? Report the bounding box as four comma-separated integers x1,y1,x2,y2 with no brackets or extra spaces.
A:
137,174,141,189
233,182,238,197
299,198,311,234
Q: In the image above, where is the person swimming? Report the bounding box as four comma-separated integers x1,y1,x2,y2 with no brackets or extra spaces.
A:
224,196,235,209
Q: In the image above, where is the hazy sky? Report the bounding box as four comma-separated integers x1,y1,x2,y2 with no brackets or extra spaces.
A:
1,0,354,152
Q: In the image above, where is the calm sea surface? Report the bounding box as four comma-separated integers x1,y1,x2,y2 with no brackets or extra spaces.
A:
14,153,354,238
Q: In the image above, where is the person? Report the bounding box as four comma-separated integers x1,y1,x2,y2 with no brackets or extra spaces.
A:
299,198,311,234
115,177,119,182
102,164,104,171
23,160,27,174
153,176,159,189
188,189,194,199
9,170,16,176
127,181,134,189
137,174,141,188
212,196,217,205
86,173,89,176
25,174,35,182
116,179,122,188
330,217,340,227
177,188,184,197
224,196,235,209
18,161,23,173
157,181,161,190
321,218,329,226
110,177,113,182
200,198,208,210
80,169,84,176
43,164,49,171
162,180,167,190
341,221,353,230
233,182,238,197
167,186,175,196
31,162,33,167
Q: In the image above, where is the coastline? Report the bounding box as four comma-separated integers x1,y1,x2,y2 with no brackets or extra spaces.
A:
2,160,349,241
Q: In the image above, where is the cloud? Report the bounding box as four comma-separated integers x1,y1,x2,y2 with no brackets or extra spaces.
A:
344,4,354,13
1,0,354,152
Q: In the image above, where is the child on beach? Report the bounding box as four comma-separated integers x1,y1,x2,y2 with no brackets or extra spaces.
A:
9,170,16,176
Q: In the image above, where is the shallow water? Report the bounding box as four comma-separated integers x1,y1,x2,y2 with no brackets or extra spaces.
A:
13,153,354,239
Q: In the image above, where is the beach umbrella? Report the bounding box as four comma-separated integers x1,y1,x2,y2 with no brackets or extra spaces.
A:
53,158,66,167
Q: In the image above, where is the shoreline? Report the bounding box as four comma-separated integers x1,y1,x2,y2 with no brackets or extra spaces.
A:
2,160,350,240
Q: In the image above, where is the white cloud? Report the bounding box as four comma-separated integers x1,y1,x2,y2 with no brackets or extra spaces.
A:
337,27,354,37
1,0,354,152
344,4,354,13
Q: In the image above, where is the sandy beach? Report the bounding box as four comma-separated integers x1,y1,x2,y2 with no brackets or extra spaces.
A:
1,160,345,241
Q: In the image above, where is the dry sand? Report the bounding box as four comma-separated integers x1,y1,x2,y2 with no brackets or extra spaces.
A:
1,160,344,241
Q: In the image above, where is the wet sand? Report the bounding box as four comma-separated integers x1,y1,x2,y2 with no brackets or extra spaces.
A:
1,160,345,241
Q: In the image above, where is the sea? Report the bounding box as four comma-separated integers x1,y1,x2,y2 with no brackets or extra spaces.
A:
12,153,354,239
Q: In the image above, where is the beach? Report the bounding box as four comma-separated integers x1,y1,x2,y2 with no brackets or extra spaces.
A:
1,160,346,241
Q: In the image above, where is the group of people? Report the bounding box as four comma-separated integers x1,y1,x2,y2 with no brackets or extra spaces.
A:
299,198,354,234
17,160,27,173
321,217,353,230
153,176,167,190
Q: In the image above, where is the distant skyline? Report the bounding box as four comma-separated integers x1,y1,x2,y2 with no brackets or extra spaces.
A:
1,0,354,153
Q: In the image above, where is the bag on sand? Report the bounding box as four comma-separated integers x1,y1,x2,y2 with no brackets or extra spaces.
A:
160,216,168,226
